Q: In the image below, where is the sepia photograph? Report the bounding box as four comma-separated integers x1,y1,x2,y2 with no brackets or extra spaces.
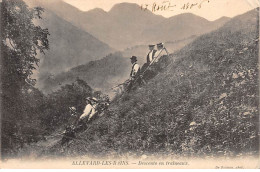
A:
0,0,259,169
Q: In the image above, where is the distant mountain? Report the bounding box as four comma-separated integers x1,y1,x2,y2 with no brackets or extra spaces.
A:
122,35,197,65
220,10,258,32
212,16,231,27
94,3,165,49
24,0,231,93
40,52,130,96
26,9,113,90
28,1,165,49
25,0,230,50
38,10,113,72
40,35,197,95
141,13,230,42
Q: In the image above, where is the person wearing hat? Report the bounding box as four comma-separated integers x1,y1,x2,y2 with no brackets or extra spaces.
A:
147,44,157,64
129,56,140,80
140,44,157,73
154,43,169,62
124,56,141,92
78,97,98,123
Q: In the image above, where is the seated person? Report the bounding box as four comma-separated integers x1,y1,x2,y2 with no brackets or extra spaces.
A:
141,44,157,73
153,42,169,62
141,43,169,81
79,97,98,123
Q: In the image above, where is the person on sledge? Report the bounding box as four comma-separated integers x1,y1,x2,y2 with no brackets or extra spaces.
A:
141,44,157,72
78,97,98,123
154,42,169,61
141,43,169,81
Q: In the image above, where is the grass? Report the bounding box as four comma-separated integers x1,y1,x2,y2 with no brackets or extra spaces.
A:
44,8,259,159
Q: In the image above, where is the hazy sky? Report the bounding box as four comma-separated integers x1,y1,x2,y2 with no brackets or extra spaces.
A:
63,0,259,21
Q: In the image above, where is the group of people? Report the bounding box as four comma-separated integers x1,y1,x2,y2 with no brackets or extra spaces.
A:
70,43,168,127
61,43,169,145
122,42,169,92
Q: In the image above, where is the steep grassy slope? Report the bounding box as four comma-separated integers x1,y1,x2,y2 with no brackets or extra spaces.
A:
50,9,259,158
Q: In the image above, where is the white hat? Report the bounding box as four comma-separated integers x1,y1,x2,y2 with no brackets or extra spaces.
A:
69,107,76,111
91,97,98,102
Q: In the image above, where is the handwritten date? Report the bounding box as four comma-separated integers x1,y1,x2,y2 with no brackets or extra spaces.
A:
140,0,210,12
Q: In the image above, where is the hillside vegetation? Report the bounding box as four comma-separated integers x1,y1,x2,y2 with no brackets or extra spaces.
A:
49,8,259,158
40,36,197,94
40,52,130,95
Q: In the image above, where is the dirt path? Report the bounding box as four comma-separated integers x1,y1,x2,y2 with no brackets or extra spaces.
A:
16,130,65,159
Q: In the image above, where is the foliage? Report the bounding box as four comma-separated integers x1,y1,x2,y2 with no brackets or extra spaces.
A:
1,0,49,158
41,52,130,96
41,78,93,132
1,0,108,159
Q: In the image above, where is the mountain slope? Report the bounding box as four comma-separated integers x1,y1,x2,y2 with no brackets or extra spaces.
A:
33,9,114,89
26,0,230,50
77,2,166,49
122,35,197,65
53,8,259,157
40,36,197,95
212,16,230,27
141,13,230,42
40,52,130,95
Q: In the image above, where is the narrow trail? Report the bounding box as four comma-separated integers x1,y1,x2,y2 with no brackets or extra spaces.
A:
16,130,64,159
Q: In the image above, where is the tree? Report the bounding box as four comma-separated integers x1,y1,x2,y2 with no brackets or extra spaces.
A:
1,0,49,158
41,79,93,133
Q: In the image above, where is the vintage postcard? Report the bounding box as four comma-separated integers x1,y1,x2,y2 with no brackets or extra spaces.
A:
1,0,259,169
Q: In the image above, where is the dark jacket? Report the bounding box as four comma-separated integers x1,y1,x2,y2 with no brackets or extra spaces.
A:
146,50,157,63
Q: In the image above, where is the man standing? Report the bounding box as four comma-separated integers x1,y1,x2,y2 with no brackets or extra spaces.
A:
130,56,140,80
126,56,141,92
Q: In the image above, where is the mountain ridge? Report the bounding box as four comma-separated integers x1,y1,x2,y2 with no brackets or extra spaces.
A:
34,9,114,89
39,35,199,95
25,0,230,50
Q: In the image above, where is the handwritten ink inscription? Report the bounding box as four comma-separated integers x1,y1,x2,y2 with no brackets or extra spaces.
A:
141,0,210,12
